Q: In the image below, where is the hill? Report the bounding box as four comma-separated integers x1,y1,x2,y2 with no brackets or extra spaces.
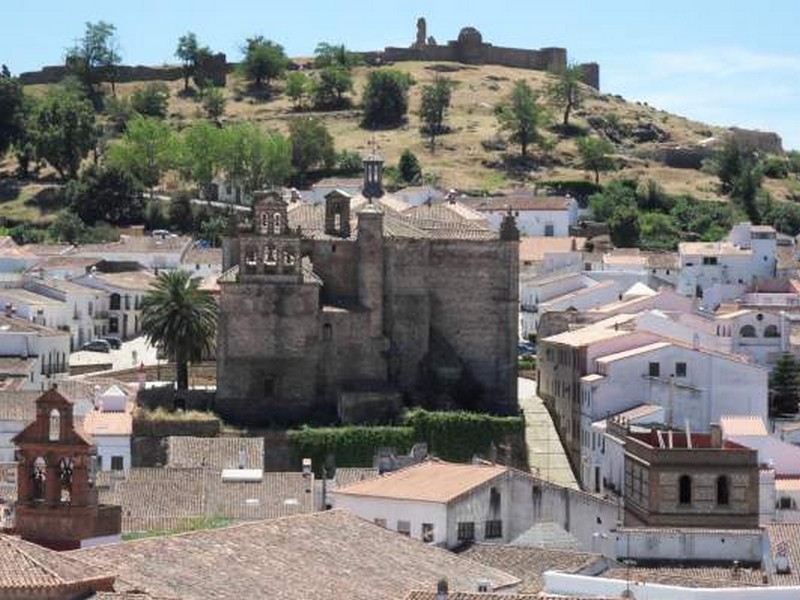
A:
5,60,800,227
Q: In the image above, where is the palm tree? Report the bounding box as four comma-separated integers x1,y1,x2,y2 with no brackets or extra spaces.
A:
140,270,217,391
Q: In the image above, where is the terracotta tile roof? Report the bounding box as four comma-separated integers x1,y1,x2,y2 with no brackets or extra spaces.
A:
70,510,519,599
0,287,66,307
0,390,39,421
457,544,603,593
166,436,264,470
0,533,115,593
32,276,103,296
0,357,37,377
601,565,765,588
404,202,489,226
75,235,191,256
332,460,507,504
646,252,680,269
519,237,585,263
766,523,800,585
405,593,537,600
333,467,379,487
180,246,222,266
0,315,67,337
96,467,315,533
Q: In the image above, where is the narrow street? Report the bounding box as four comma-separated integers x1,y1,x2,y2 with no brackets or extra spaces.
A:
518,377,580,490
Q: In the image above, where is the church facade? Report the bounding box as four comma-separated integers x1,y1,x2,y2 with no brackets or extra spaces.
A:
215,157,519,425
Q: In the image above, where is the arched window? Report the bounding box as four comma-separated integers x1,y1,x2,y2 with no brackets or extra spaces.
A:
679,475,692,505
716,475,730,506
273,212,282,234
49,409,60,442
764,325,780,338
245,246,258,267
261,212,269,229
265,244,277,266
740,325,757,338
32,457,46,500
284,250,295,267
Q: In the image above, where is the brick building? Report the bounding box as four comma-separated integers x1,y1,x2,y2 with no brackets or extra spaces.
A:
215,156,520,425
613,420,760,528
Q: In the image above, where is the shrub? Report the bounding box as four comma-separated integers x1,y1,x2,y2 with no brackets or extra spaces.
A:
130,83,170,118
361,69,411,128
337,150,363,174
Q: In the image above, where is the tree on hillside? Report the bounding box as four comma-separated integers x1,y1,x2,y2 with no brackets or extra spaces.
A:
398,149,422,184
168,191,194,232
180,121,223,194
28,87,98,179
175,32,212,93
313,42,360,69
130,82,170,118
66,21,121,98
588,179,637,221
608,204,640,247
240,36,288,90
494,80,545,158
288,117,335,180
285,72,310,110
66,163,144,225
0,70,25,157
140,270,217,392
220,123,291,192
106,115,176,196
201,86,226,120
311,67,353,110
361,69,412,128
419,76,453,150
771,353,800,416
546,63,584,128
577,136,615,184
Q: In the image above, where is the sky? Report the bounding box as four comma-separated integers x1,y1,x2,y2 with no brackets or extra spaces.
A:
3,0,800,149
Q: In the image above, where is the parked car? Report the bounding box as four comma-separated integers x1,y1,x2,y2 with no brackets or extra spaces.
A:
82,339,111,353
518,341,536,355
101,336,122,350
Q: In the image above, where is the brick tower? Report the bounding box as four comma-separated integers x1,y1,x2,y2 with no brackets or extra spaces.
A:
12,385,121,550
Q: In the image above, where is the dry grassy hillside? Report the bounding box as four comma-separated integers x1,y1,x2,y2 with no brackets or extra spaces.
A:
8,59,800,226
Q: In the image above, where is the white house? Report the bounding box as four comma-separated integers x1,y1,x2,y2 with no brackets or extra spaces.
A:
466,196,578,237
0,287,70,331
678,223,777,304
72,269,156,340
0,237,39,274
179,245,223,279
81,385,134,472
0,390,38,463
308,177,363,204
0,312,70,390
330,460,618,555
72,235,192,272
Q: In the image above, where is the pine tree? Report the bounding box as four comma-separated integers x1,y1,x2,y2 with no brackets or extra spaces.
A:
770,353,800,416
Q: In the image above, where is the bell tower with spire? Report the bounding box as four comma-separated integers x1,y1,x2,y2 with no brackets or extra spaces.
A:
362,140,384,200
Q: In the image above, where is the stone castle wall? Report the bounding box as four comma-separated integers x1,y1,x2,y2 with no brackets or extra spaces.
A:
18,52,228,87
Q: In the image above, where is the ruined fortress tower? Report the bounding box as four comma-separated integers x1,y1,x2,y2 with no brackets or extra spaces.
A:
215,157,520,425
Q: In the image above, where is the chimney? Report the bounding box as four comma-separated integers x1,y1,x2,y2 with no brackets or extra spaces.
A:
710,423,723,448
3,303,11,318
477,579,490,592
238,448,247,469
302,457,312,478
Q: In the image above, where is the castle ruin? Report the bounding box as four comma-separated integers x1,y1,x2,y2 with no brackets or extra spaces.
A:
371,18,599,90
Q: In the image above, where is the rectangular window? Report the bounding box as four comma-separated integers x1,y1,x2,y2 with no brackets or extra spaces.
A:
111,456,124,471
421,523,434,543
485,520,503,539
457,521,475,542
703,256,718,265
675,362,687,377
397,520,411,536
373,518,387,528
648,362,660,377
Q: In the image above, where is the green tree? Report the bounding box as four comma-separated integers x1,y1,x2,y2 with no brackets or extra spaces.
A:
398,149,422,184
140,270,217,391
313,42,360,69
732,163,763,224
608,205,640,247
169,191,194,232
639,212,680,250
419,76,452,150
175,32,208,93
201,87,226,120
199,213,227,247
285,72,309,110
0,71,25,156
28,87,98,179
361,69,411,128
65,21,121,97
130,83,170,118
106,115,176,196
311,67,353,110
48,212,88,244
288,117,335,179
588,179,637,221
337,150,362,174
709,139,747,194
66,163,144,225
180,121,223,193
577,136,615,184
240,36,288,89
771,353,800,416
546,63,584,127
220,123,291,192
494,80,545,157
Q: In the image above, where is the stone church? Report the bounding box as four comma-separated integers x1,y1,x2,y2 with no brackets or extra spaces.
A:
215,156,519,425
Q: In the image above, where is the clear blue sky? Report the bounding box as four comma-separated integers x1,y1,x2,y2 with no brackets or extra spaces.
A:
4,0,800,148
